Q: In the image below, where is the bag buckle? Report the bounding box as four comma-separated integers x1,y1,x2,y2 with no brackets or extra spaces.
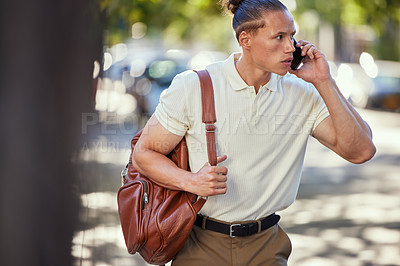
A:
120,163,129,185
121,163,129,178
230,224,241,238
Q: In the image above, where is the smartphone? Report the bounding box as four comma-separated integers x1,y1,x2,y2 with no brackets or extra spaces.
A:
290,38,305,70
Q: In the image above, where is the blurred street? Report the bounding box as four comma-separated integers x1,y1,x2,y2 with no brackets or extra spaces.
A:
1,1,398,265
73,108,400,266
281,108,400,266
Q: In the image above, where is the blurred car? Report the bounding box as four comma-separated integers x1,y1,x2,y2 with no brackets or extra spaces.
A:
363,61,400,112
102,42,228,116
334,60,400,112
102,43,192,116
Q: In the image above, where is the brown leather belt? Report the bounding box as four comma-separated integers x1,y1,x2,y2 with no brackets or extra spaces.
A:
194,213,280,238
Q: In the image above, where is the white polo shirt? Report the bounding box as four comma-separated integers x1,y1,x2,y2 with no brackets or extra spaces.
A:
154,53,329,222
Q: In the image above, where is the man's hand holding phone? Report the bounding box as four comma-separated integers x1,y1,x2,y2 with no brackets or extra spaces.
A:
289,39,331,87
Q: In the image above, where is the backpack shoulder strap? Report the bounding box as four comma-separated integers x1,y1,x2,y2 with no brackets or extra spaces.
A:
193,70,217,166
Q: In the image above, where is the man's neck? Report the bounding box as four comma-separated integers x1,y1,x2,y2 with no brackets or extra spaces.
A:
235,56,271,94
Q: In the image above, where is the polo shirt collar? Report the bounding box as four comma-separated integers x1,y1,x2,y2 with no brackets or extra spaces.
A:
223,53,248,91
262,73,279,92
223,52,280,92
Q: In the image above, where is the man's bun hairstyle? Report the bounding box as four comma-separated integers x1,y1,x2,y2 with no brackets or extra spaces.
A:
220,0,288,40
225,0,245,14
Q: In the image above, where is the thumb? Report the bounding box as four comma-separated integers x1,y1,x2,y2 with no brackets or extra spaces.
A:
204,155,228,166
217,155,228,164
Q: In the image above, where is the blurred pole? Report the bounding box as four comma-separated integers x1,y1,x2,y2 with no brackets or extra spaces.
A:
0,1,102,265
318,23,335,61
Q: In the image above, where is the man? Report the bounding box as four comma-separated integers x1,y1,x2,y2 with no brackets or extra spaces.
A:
132,0,376,264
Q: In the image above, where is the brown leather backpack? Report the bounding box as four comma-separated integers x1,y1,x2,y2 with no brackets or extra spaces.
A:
117,70,217,265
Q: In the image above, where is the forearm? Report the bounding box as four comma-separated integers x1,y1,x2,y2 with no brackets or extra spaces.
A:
132,115,228,196
133,147,228,196
292,40,375,162
332,80,373,137
132,148,192,191
314,78,375,161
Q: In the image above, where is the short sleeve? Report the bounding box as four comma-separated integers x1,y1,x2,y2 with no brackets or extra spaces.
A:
310,87,330,134
154,73,190,136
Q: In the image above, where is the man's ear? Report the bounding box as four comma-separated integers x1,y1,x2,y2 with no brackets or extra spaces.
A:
238,31,251,50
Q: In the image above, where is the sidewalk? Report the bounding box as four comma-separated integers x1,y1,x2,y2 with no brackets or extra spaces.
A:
73,109,400,266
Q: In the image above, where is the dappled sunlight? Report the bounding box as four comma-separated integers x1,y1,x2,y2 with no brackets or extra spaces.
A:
337,236,365,253
72,225,126,251
280,122,400,265
282,192,400,224
363,227,400,244
72,190,152,265
81,192,118,210
79,142,130,165
75,103,400,265
296,257,341,266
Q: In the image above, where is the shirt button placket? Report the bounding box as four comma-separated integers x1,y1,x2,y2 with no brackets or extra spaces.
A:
249,87,257,119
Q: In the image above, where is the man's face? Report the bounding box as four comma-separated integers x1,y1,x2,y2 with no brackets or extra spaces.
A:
245,10,297,75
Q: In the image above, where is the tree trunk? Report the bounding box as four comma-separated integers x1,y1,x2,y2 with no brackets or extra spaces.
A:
0,1,102,265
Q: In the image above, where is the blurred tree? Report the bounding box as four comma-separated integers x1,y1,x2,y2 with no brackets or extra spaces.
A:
0,0,102,265
294,0,400,61
100,0,233,50
101,0,399,60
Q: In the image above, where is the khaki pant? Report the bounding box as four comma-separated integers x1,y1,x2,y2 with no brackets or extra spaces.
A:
172,223,292,266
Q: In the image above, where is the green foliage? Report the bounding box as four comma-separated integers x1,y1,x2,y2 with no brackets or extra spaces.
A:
100,0,230,50
294,0,400,60
101,0,400,59
295,0,400,35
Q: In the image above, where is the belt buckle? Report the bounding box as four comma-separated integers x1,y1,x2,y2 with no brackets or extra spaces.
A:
230,224,241,238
